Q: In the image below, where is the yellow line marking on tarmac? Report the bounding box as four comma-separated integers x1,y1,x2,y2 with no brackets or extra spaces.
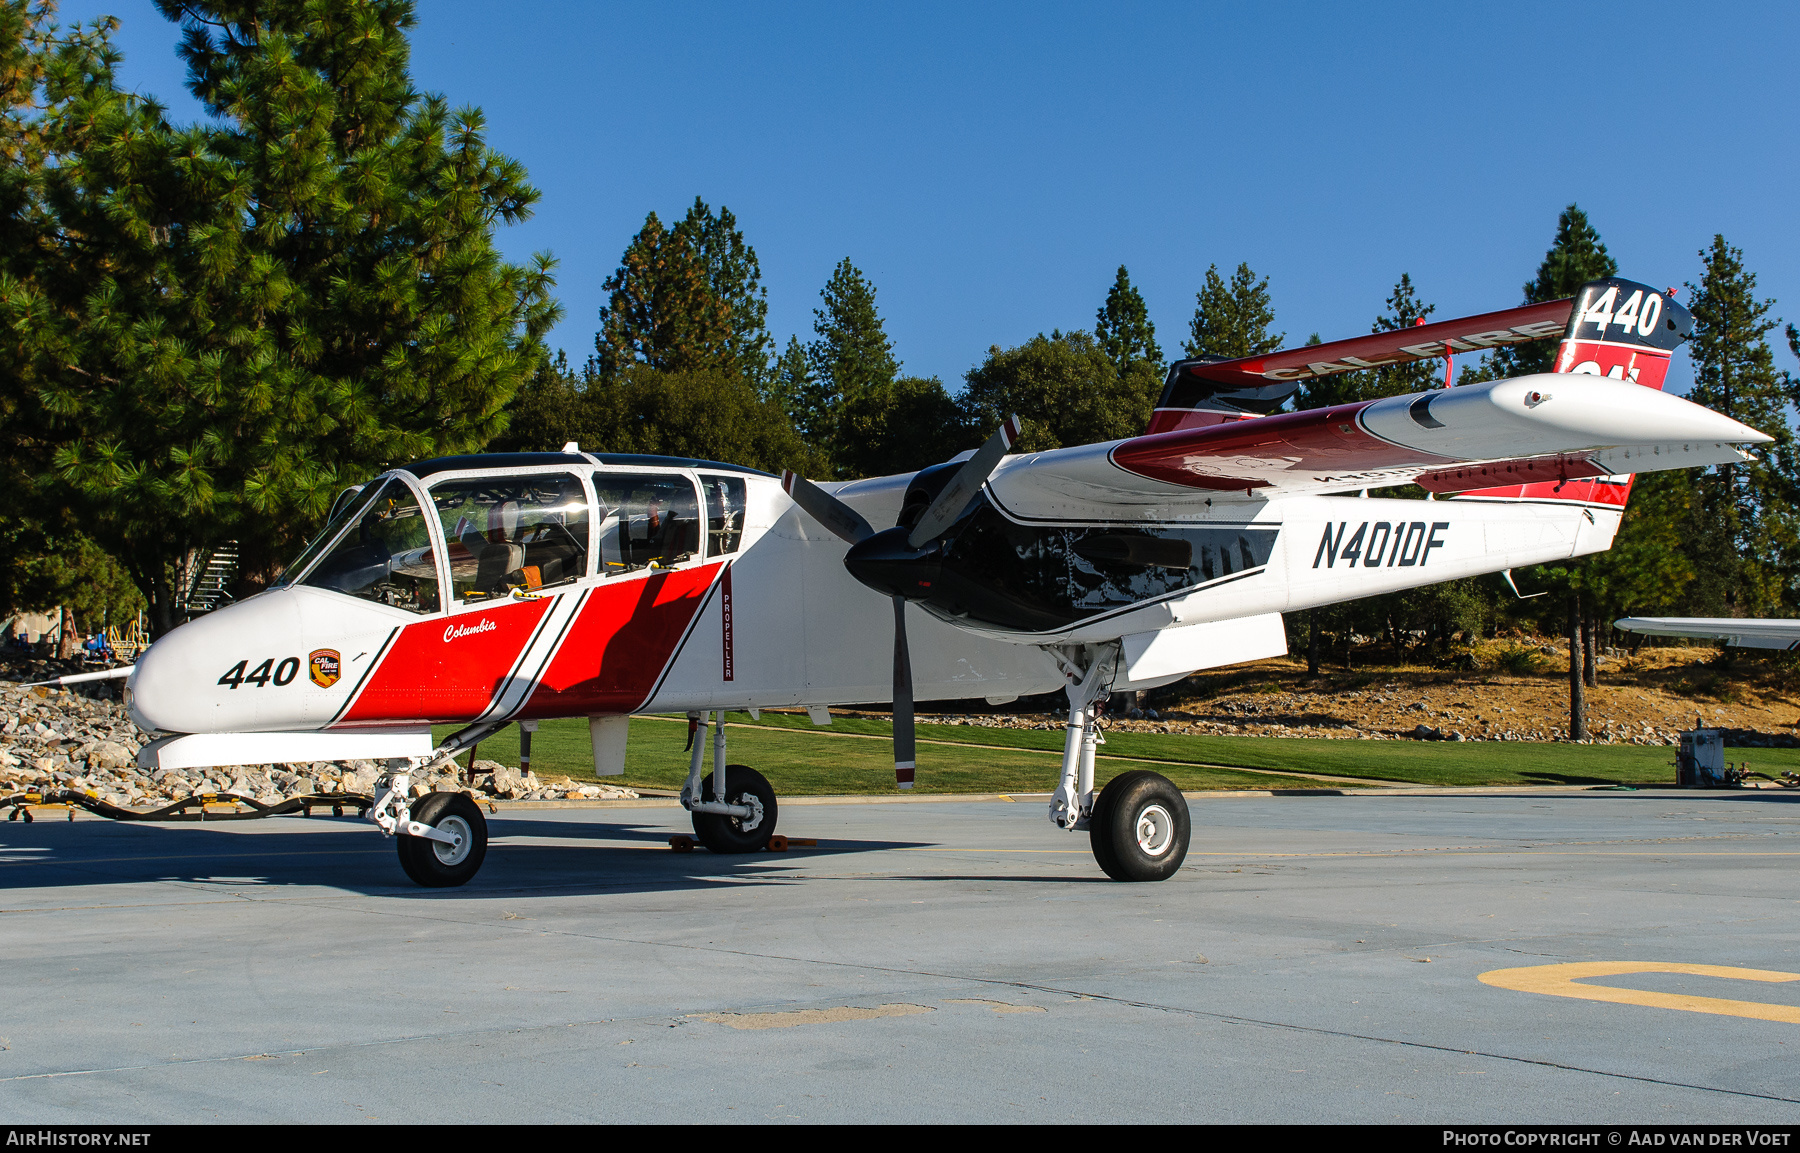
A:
690,1003,935,1030
1479,962,1800,1025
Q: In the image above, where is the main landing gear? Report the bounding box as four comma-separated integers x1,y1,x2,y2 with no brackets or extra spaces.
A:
682,710,778,853
1051,646,1191,882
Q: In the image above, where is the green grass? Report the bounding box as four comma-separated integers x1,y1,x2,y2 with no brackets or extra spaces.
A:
438,710,1800,794
438,714,1324,795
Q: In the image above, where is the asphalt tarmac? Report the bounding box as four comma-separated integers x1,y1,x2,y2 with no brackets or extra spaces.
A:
3,788,1800,1124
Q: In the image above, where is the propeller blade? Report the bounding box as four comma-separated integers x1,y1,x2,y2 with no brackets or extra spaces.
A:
906,414,1021,549
892,596,915,789
781,470,875,545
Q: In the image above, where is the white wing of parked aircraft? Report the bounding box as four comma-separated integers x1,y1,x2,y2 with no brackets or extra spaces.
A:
1615,618,1800,652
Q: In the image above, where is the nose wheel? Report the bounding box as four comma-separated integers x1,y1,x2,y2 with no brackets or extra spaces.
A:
396,791,489,887
1088,770,1190,882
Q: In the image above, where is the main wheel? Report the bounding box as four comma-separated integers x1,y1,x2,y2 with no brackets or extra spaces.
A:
1089,770,1189,882
692,764,778,853
397,791,488,887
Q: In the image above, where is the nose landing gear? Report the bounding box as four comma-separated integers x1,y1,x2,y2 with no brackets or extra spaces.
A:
395,790,490,887
371,766,491,888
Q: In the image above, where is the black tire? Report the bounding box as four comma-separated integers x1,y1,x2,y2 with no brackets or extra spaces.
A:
1089,770,1189,882
397,791,488,887
691,763,777,853
1087,779,1122,877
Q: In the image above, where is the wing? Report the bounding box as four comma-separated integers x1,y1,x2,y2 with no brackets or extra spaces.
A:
1615,618,1800,652
985,375,1769,518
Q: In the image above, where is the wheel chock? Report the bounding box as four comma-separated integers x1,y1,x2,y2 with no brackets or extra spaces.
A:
765,836,817,852
669,834,696,852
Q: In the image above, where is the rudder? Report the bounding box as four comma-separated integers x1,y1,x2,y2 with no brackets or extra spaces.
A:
1457,277,1694,509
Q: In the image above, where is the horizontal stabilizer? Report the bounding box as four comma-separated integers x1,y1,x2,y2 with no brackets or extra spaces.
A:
1150,300,1573,434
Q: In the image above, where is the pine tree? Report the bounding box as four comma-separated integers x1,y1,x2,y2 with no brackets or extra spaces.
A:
676,197,773,385
1485,204,1618,380
805,259,898,471
594,210,728,380
1682,236,1796,615
1095,264,1165,425
1296,274,1435,409
7,0,560,633
1095,265,1161,375
1184,263,1282,360
809,258,898,399
767,334,822,433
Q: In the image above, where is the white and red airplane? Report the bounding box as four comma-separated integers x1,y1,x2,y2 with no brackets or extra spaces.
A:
55,276,1768,887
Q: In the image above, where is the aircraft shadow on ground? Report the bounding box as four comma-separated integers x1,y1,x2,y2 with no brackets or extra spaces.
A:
1369,783,1800,803
0,815,930,899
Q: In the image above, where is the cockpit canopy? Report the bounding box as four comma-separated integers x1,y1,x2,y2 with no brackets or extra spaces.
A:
276,457,749,615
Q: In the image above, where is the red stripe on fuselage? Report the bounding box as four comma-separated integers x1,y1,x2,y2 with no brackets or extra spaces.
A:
519,562,722,718
337,598,553,726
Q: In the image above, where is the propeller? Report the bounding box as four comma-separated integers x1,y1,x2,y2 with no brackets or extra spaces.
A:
781,414,1020,790
906,414,1021,548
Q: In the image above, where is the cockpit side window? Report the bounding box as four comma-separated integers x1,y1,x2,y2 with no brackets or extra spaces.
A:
429,473,591,603
591,473,701,576
701,475,747,557
300,479,442,614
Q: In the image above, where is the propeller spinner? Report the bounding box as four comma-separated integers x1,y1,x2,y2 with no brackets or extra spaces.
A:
781,415,1020,789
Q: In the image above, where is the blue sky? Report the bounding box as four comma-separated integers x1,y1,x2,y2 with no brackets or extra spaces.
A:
58,1,1800,395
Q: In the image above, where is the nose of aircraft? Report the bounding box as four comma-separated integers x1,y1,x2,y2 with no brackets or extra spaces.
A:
128,590,302,734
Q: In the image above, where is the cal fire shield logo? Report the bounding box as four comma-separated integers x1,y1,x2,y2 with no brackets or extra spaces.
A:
309,649,341,688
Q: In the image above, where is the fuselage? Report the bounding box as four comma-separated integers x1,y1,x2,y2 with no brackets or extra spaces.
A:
126,449,1621,738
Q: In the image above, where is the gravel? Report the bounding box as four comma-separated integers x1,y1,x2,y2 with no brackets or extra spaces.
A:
0,678,635,809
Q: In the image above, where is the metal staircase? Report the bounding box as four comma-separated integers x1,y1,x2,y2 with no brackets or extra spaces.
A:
182,543,239,618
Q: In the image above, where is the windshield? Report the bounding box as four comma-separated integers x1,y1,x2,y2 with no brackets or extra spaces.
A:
299,478,442,614
275,479,385,586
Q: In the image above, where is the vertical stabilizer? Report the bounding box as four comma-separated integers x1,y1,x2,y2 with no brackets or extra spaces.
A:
1456,277,1694,508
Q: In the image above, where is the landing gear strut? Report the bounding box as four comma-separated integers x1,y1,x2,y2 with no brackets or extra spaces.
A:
370,721,508,887
682,711,778,853
1049,645,1190,882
